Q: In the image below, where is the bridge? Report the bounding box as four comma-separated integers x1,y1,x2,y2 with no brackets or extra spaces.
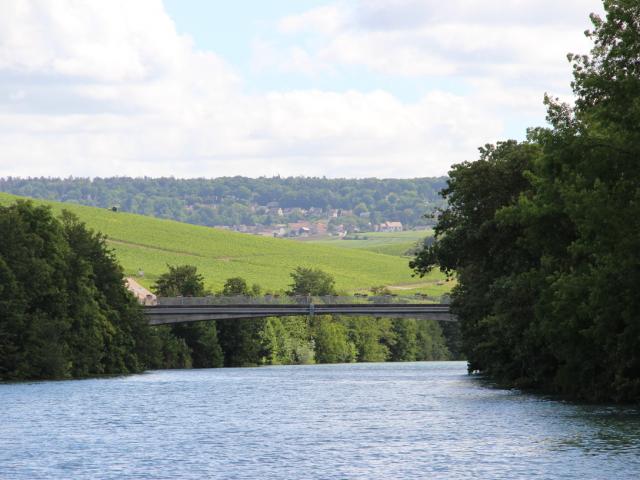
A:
143,296,455,325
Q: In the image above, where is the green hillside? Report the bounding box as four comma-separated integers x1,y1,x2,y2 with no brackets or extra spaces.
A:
305,230,431,257
0,193,449,295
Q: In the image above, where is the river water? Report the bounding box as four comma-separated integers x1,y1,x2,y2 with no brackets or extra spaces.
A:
2,362,639,479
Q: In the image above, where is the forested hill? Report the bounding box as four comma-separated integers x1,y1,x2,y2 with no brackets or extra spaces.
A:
0,176,447,229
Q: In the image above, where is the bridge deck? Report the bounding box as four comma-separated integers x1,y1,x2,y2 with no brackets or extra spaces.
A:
144,300,455,325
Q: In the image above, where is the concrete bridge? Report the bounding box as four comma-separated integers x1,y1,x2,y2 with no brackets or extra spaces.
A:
143,296,455,325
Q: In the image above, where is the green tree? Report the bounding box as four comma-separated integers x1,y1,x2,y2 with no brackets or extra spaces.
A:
503,0,640,400
347,317,392,362
389,319,417,362
411,140,539,375
153,265,223,368
217,276,266,366
0,202,157,380
153,264,208,297
314,320,355,364
222,277,249,296
287,267,336,296
60,211,156,375
412,1,640,401
415,320,450,361
353,202,368,216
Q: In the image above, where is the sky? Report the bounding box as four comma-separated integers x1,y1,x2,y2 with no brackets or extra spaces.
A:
0,0,604,179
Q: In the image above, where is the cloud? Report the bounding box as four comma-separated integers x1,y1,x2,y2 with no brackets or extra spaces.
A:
278,5,344,35
272,0,603,88
0,1,602,179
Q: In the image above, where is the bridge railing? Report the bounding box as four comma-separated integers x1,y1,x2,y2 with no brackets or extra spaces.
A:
156,294,450,306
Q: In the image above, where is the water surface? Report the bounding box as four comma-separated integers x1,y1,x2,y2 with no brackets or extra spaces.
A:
2,362,639,479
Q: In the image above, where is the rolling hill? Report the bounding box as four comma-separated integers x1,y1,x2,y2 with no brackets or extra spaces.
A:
305,230,430,257
0,193,451,295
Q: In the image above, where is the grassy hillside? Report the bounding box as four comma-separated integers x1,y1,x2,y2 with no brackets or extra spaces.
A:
0,193,450,295
305,230,430,257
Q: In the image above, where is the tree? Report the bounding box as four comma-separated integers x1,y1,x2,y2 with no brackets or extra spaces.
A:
152,265,223,368
60,210,157,375
415,320,450,361
222,277,249,296
287,267,336,296
389,319,417,362
0,202,156,380
0,176,448,230
153,264,208,297
411,1,640,401
347,317,392,362
314,321,355,364
217,276,266,366
353,202,368,216
507,0,640,400
411,140,539,375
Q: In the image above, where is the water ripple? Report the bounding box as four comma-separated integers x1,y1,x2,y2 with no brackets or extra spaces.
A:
1,362,639,479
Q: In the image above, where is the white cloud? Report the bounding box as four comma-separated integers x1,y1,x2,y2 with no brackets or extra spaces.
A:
0,1,602,179
278,5,344,35
272,0,603,88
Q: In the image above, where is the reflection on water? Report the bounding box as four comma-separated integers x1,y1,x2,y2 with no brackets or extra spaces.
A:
1,362,639,479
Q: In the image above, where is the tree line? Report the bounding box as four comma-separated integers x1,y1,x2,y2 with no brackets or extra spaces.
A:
412,1,639,402
0,201,449,380
0,201,155,379
0,176,447,229
150,265,450,369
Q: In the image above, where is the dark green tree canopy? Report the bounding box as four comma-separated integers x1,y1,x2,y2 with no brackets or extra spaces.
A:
153,265,208,297
287,267,337,296
222,277,249,296
0,201,154,380
411,0,640,402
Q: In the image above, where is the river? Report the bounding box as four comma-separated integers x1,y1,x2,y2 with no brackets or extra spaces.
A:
2,362,639,479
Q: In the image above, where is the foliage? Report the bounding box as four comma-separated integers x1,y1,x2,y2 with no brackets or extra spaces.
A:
217,317,266,367
287,267,337,296
0,201,453,380
152,265,223,368
0,192,447,294
0,176,447,229
163,272,450,368
0,201,155,380
215,276,267,367
259,317,315,365
411,139,539,374
412,1,640,402
415,320,451,361
389,319,418,361
153,264,210,297
222,277,260,297
347,316,392,362
313,320,356,364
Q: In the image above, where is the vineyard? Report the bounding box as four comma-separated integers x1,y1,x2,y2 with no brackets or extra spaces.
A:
0,193,451,295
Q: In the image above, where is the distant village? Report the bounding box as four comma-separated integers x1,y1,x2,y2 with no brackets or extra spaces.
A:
216,201,410,239
0,177,446,236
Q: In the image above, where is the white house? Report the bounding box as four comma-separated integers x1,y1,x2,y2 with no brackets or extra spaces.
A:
378,221,403,232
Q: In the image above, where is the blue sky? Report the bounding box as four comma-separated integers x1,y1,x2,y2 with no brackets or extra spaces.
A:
164,0,461,102
164,1,328,70
0,0,603,178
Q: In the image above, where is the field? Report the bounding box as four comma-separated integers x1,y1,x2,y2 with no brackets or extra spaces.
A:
0,193,452,296
305,230,431,257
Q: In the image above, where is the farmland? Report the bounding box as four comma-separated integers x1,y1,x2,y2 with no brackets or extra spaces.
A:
305,230,431,257
0,193,451,296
